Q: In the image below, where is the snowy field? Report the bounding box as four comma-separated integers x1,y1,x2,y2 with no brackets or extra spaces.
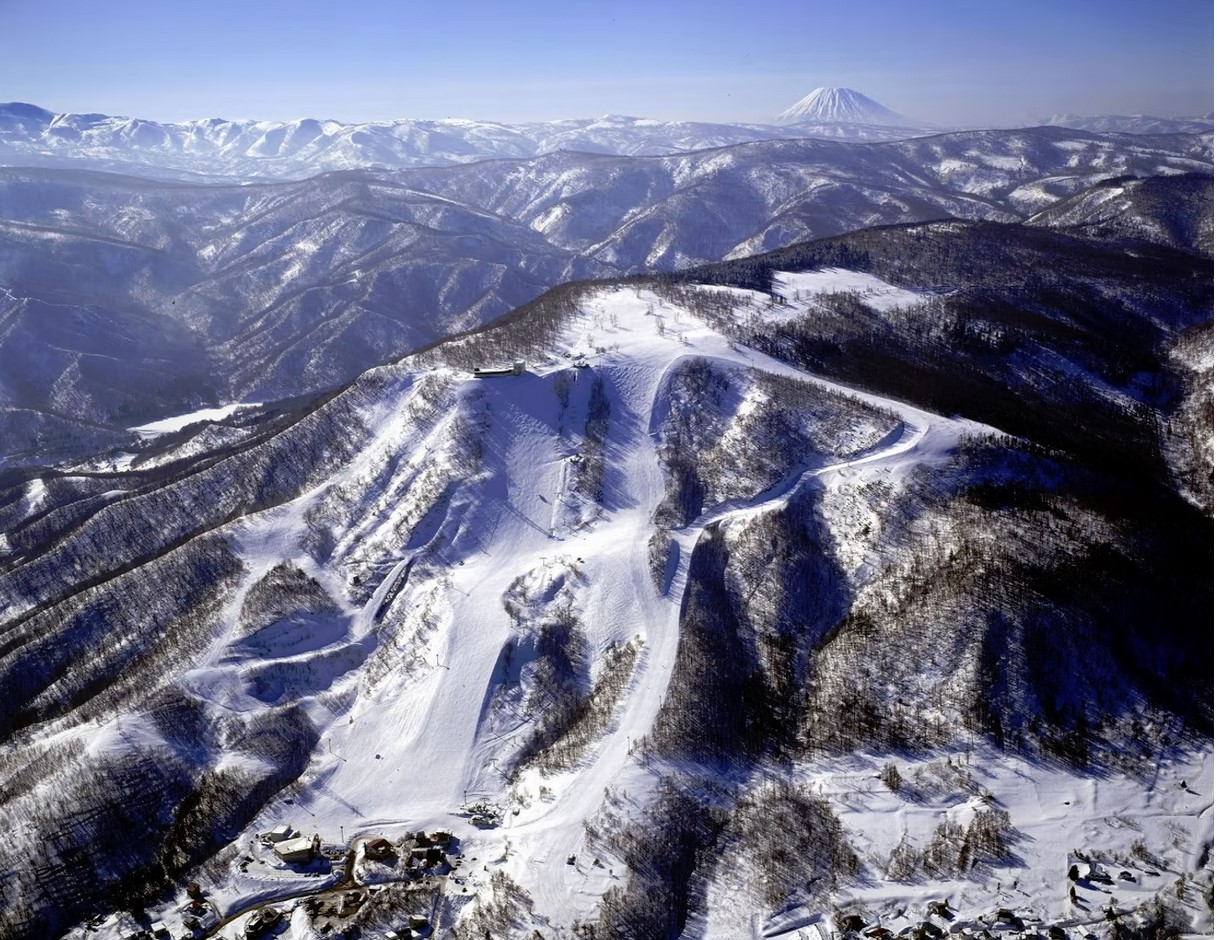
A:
129,402,260,438
772,269,936,319
699,748,1213,939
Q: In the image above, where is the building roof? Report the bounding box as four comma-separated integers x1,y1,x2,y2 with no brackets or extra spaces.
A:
273,836,314,859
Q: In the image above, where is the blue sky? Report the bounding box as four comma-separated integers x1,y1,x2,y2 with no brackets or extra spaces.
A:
1,0,1211,124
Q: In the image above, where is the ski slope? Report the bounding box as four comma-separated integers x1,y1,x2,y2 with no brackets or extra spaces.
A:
68,273,1213,940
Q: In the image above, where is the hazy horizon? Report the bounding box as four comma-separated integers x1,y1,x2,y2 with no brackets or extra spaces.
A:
1,0,1212,126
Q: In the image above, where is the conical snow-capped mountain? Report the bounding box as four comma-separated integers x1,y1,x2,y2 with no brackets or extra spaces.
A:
777,86,909,125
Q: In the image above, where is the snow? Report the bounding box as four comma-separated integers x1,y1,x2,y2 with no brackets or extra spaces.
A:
289,905,323,938
965,151,1025,172
691,747,1213,939
129,401,259,437
19,476,48,515
62,276,1213,940
85,712,175,761
777,87,911,126
0,104,938,181
773,268,935,315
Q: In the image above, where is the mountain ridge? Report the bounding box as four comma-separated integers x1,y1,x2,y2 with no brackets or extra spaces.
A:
4,98,1212,182
0,100,934,181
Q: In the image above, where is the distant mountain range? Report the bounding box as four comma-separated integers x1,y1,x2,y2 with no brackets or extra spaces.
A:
0,99,933,181
1,92,1211,181
1045,112,1215,135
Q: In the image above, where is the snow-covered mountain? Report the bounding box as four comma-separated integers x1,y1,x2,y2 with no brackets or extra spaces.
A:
0,218,1210,940
3,99,1209,182
0,101,940,181
1,126,1208,468
776,86,912,125
1027,171,1213,254
1046,112,1214,135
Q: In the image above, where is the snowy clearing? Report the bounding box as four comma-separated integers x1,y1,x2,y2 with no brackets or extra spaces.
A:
129,402,260,437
